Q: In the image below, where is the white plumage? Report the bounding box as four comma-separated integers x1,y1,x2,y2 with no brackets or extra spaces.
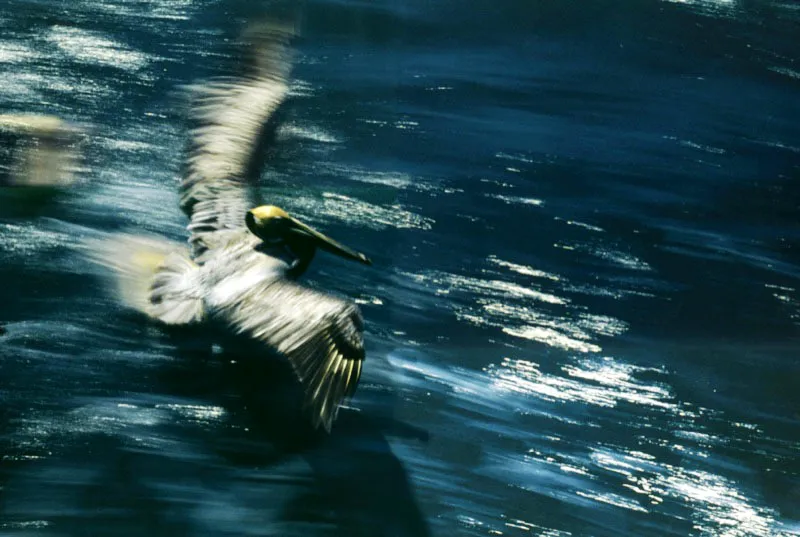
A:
92,19,368,432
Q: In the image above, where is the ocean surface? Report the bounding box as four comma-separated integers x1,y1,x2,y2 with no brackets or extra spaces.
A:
1,0,799,535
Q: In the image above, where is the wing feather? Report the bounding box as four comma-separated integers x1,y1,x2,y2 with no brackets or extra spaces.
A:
179,21,295,261
219,277,365,432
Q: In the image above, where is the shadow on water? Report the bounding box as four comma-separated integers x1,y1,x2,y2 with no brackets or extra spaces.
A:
172,327,433,537
1,320,431,537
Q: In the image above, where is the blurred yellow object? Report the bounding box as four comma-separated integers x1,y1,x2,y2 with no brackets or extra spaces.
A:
0,113,84,187
0,113,86,215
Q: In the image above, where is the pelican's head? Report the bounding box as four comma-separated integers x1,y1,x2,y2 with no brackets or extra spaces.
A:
246,205,372,265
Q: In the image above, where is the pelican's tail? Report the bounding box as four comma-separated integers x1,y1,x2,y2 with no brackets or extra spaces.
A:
86,233,204,325
149,251,205,325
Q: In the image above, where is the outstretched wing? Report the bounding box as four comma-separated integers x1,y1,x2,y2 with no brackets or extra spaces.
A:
219,277,365,432
180,20,295,261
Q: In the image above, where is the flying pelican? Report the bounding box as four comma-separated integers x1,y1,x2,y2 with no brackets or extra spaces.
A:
91,20,372,432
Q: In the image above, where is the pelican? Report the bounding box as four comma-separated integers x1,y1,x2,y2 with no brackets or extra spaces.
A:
92,21,371,431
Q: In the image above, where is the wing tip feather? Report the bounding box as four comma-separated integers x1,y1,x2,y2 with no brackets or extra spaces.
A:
287,324,364,433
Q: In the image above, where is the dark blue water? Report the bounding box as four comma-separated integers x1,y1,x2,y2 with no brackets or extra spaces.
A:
1,0,799,535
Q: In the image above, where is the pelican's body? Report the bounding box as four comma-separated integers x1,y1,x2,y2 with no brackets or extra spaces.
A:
92,19,370,431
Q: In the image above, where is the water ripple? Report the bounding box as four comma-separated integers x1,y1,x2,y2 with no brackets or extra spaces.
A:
279,192,435,231
44,26,152,72
489,357,674,410
399,257,629,352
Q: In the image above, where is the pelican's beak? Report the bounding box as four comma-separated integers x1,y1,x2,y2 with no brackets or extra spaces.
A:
247,205,372,265
287,216,372,265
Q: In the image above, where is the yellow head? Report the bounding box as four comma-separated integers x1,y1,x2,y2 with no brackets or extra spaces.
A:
248,205,289,220
245,205,372,265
